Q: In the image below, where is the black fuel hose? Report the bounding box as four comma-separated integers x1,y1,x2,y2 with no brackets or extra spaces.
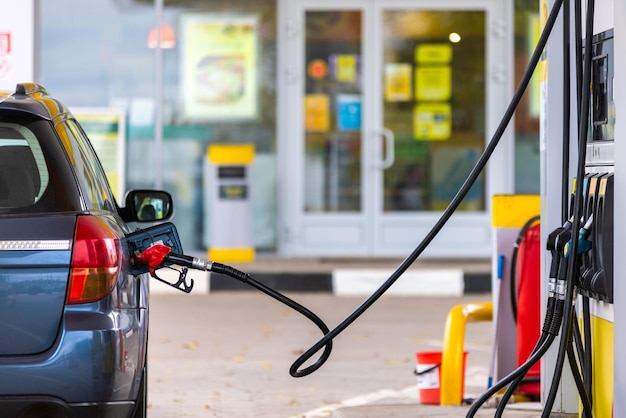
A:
209,261,334,377
509,214,540,322
467,297,563,418
163,253,334,377
573,0,593,409
540,0,594,414
566,314,593,416
493,302,554,418
289,0,565,379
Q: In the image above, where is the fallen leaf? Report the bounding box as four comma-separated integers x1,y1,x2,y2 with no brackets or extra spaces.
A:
256,361,273,370
184,341,199,350
231,355,245,363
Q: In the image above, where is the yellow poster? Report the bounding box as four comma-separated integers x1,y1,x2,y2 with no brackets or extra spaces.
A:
413,103,451,140
384,63,412,101
181,14,258,120
415,66,451,101
415,44,452,64
333,54,357,82
304,94,330,132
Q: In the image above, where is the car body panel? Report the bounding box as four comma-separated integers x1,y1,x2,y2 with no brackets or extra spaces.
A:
0,84,172,417
0,216,74,355
0,213,147,403
0,308,145,403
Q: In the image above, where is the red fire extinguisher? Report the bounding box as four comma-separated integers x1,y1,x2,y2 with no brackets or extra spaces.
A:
511,216,541,398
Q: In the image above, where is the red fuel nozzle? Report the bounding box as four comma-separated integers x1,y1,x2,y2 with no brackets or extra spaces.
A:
135,243,172,275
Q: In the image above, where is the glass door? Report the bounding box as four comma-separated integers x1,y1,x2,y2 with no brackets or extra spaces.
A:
280,0,512,257
371,3,508,257
302,10,364,215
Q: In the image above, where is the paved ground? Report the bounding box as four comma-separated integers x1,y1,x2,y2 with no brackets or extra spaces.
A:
146,291,543,417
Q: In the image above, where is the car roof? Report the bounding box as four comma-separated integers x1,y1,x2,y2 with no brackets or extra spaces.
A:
0,83,72,122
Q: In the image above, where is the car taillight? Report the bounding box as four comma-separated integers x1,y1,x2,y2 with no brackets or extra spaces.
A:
67,216,121,304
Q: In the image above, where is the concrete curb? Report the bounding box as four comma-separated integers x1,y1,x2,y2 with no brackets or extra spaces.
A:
149,269,491,295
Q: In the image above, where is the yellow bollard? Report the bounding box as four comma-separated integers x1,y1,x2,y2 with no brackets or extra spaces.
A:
440,302,493,406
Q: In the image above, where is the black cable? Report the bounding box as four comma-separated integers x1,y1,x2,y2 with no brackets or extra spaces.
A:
162,254,334,378
210,262,334,377
574,0,592,406
567,342,593,417
509,215,540,322
494,338,544,418
466,297,563,418
568,311,593,417
290,0,565,380
475,215,573,417
540,0,595,414
494,262,561,418
494,303,552,418
582,295,593,407
470,337,555,417
559,0,593,412
571,309,586,372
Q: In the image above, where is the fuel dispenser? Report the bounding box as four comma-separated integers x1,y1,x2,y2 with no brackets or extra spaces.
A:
565,27,616,417
517,3,617,416
466,0,618,416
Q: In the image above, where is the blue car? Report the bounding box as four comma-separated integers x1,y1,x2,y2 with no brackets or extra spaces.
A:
0,83,174,417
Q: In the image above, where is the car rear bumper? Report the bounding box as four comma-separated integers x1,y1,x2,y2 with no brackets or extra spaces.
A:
0,307,147,404
0,396,135,418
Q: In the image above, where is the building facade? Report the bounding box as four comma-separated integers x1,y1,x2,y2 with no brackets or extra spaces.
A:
31,0,539,257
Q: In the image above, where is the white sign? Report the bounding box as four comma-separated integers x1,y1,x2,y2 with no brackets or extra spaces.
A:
0,0,35,91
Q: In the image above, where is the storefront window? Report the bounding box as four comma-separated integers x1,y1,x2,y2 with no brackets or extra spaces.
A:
40,0,278,252
382,10,486,212
303,11,362,213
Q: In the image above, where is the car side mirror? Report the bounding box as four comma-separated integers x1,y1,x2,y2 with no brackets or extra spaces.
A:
123,189,174,222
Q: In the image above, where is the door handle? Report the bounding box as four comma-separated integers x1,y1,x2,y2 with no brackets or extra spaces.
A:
376,128,395,169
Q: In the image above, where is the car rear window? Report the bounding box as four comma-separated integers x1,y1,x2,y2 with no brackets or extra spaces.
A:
0,123,48,208
0,115,81,214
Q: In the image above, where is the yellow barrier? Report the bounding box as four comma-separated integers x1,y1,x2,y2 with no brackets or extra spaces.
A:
440,302,493,405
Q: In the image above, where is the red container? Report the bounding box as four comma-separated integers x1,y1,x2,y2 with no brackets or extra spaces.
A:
415,351,468,405
516,222,541,397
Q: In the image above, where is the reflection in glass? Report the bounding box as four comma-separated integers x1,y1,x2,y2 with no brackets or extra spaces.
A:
132,191,172,221
382,11,486,212
303,11,362,213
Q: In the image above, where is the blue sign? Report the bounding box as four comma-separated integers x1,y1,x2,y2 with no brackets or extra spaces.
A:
337,94,361,131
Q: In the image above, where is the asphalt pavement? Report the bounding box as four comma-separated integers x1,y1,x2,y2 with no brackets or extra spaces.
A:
146,288,545,417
